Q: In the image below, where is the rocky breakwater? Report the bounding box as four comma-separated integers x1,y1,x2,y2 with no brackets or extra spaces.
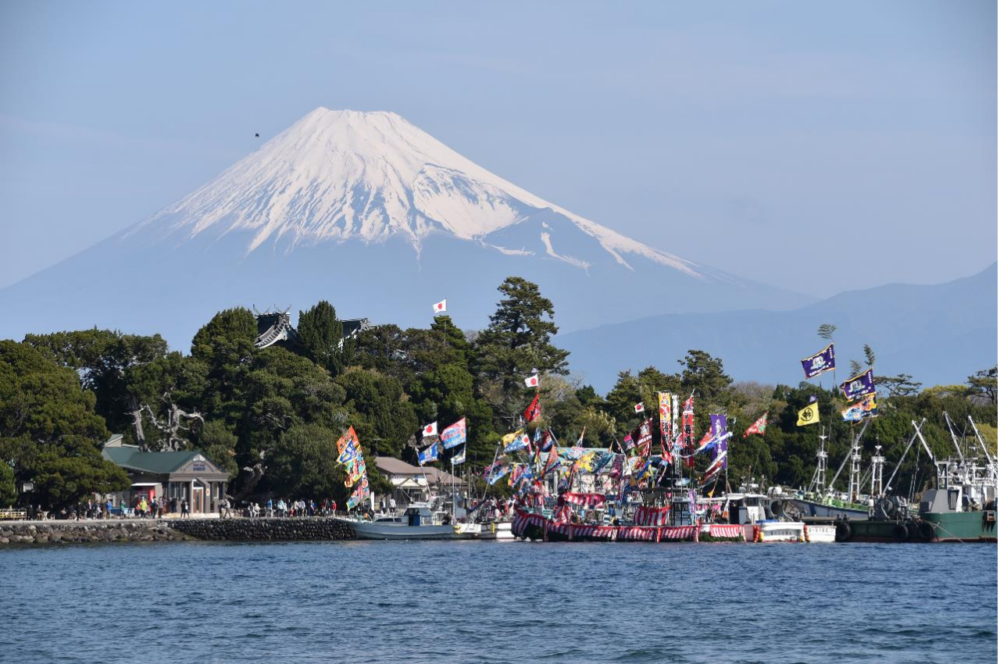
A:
170,517,355,541
0,520,189,546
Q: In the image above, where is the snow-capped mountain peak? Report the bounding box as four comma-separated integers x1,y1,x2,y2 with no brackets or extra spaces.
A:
128,107,706,278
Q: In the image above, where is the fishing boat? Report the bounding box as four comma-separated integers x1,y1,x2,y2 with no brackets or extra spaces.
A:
337,502,480,540
721,490,806,543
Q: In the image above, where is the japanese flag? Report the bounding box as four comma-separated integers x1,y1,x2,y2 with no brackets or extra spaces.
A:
634,402,645,414
524,374,540,388
433,299,447,313
422,422,438,437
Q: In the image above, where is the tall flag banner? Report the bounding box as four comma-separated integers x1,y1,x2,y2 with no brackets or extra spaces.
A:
801,344,835,379
524,374,540,388
682,396,695,469
842,394,878,422
797,402,820,426
335,426,370,509
710,414,728,438
440,418,467,449
524,394,542,422
451,444,467,466
672,394,680,448
433,299,447,314
840,369,876,401
422,421,438,438
744,412,768,437
710,415,729,471
634,402,645,414
657,395,674,465
682,396,695,447
657,393,673,442
418,441,441,465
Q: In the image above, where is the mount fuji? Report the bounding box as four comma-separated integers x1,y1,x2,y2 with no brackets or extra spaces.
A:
0,108,810,350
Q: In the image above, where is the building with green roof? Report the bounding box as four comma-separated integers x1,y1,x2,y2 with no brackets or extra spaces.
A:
102,435,229,516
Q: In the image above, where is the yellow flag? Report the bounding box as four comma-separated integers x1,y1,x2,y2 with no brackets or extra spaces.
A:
797,402,820,426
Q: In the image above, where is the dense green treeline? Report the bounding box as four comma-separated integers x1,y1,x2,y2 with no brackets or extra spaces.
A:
0,276,996,509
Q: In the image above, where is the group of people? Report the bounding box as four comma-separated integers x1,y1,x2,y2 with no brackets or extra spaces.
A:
246,498,339,518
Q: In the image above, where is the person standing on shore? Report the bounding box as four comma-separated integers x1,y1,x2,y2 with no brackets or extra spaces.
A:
181,498,189,518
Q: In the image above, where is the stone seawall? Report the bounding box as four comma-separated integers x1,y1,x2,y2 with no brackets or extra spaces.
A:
0,517,356,546
0,520,190,545
170,517,355,541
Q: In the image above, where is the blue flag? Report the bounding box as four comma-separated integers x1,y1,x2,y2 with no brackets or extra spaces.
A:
418,441,441,465
801,344,835,379
841,369,876,401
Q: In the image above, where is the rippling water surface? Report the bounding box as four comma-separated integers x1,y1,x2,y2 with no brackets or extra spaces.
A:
0,540,995,663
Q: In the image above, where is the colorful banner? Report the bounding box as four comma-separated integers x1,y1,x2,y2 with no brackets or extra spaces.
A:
842,394,878,422
841,369,876,401
801,344,835,379
418,441,441,465
440,418,467,449
744,412,768,437
451,444,467,465
504,431,530,453
658,392,672,446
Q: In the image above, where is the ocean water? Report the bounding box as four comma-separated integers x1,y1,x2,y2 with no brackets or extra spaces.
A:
0,541,995,663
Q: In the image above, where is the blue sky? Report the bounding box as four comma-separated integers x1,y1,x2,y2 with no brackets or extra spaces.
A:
0,1,995,296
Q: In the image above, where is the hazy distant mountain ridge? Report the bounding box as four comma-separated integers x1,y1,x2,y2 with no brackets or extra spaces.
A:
558,262,999,392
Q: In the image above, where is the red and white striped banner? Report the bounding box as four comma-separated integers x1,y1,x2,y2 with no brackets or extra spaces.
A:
562,492,606,507
619,526,658,542
633,505,671,527
659,525,697,541
708,524,744,540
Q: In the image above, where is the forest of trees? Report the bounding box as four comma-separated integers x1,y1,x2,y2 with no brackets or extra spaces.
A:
1,276,996,510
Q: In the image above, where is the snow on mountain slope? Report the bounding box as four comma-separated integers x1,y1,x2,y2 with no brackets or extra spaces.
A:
126,108,706,277
0,107,814,349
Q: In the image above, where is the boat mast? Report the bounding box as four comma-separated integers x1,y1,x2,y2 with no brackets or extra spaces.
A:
885,418,926,495
943,412,966,464
828,419,870,495
870,445,885,497
967,416,996,480
807,427,829,494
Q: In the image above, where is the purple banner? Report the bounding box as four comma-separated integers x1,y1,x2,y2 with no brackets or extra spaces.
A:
841,369,876,401
801,344,835,379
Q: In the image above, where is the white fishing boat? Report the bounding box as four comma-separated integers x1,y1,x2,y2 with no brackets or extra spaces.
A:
722,490,806,543
338,502,480,540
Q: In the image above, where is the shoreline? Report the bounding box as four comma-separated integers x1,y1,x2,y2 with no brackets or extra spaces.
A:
0,516,356,546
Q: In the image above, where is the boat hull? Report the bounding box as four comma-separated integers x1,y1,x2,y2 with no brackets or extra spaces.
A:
754,521,806,543
804,524,836,543
478,521,516,541
921,510,998,542
336,517,474,540
788,498,868,520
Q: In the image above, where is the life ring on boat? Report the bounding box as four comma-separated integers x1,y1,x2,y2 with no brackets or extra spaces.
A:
835,521,852,542
892,524,908,542
916,520,935,541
